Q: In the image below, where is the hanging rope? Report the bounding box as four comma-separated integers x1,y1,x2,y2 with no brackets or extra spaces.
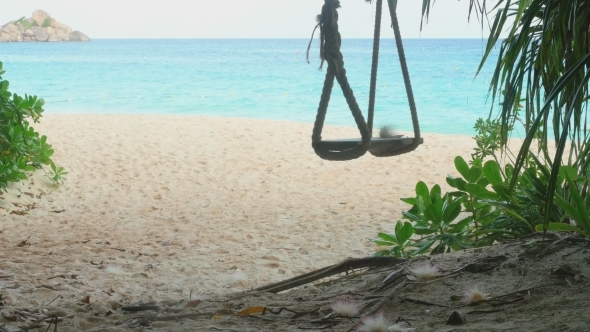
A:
371,0,421,157
311,0,375,161
310,0,421,160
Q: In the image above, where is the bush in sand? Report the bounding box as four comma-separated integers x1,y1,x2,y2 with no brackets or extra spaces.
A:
0,61,64,190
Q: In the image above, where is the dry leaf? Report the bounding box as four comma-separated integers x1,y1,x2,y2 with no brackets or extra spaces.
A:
291,309,319,320
184,300,202,308
2,313,17,322
78,295,90,305
235,306,266,316
16,240,30,247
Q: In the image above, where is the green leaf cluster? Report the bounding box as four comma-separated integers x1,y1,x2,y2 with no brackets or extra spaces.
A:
0,61,63,190
41,18,52,28
15,17,34,30
374,126,590,257
381,0,590,256
422,0,590,233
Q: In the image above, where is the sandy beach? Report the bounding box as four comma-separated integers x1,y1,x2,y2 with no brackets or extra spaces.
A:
0,114,476,324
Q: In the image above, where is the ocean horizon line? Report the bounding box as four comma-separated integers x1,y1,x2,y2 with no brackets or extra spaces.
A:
50,37,496,41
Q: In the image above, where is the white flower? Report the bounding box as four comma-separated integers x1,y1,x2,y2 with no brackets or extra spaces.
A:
330,298,360,317
358,312,393,332
407,262,440,280
461,285,490,304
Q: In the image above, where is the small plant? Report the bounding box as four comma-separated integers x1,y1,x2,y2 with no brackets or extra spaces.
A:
0,61,60,191
372,221,415,258
537,166,590,239
472,118,503,162
41,18,52,28
46,161,68,184
15,17,34,29
401,182,471,254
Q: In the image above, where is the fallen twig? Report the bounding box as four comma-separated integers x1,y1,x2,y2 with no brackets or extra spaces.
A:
490,297,528,306
402,297,449,308
121,305,162,312
537,235,579,258
39,284,61,291
409,272,463,286
298,323,338,330
466,309,504,315
46,295,62,306
47,275,65,280
153,312,214,321
488,284,552,301
231,257,404,298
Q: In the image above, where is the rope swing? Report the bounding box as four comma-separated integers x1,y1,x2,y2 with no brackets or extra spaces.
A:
310,0,423,161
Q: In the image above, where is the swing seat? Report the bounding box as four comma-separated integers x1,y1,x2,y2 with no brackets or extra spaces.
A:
310,0,422,161
315,137,423,156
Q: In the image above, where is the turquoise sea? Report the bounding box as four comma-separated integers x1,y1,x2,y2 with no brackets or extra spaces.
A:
0,39,499,135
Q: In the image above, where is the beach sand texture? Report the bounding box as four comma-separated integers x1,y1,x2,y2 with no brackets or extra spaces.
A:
0,114,475,310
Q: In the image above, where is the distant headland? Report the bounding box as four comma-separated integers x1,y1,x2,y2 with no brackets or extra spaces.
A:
0,10,90,42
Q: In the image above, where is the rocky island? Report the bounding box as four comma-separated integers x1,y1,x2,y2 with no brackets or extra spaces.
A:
0,10,90,42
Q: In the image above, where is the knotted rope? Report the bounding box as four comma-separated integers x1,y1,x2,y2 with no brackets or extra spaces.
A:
311,0,374,161
310,0,421,160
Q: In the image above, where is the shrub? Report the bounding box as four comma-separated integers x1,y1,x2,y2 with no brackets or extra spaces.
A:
41,18,52,28
15,17,34,29
21,21,34,29
0,61,60,190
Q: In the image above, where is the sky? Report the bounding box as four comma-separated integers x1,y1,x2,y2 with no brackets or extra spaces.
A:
1,0,500,39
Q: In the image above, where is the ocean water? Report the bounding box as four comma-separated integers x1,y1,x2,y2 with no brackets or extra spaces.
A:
0,39,499,135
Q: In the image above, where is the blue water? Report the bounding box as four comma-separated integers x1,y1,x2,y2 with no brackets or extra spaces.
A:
0,39,499,135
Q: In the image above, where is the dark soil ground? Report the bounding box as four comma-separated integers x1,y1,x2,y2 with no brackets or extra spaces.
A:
2,234,590,331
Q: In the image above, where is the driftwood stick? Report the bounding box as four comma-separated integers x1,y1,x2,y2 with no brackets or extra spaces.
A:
402,297,449,308
231,257,404,299
153,312,214,321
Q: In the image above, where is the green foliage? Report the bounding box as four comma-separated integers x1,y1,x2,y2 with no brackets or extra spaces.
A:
402,182,470,254
46,161,68,185
41,18,52,28
0,61,62,190
373,123,590,257
375,0,590,258
15,17,34,29
472,118,502,162
423,0,590,229
538,166,590,239
21,21,34,29
372,221,415,258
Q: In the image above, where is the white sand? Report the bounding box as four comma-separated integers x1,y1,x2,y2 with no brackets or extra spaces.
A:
0,114,476,309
